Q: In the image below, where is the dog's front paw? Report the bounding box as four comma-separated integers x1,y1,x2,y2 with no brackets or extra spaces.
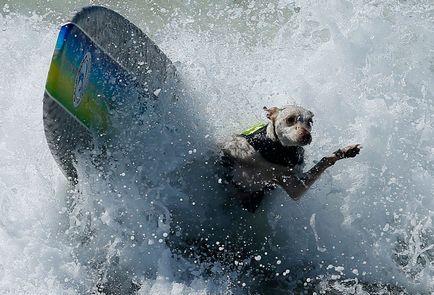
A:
334,144,362,159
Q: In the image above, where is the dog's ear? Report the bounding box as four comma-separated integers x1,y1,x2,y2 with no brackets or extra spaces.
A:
263,106,280,121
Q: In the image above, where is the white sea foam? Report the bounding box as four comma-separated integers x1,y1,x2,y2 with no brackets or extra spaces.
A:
1,0,434,294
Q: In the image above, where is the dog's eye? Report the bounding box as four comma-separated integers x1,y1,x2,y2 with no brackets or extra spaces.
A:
286,116,296,125
307,119,313,127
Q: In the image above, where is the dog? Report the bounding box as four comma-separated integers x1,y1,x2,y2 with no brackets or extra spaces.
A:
222,105,361,212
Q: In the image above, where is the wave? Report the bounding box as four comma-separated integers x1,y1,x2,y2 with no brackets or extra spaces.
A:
1,1,434,293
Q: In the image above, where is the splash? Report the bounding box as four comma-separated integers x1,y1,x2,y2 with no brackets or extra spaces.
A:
1,0,434,294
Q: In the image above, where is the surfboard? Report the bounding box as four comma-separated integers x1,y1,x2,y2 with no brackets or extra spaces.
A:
43,6,177,180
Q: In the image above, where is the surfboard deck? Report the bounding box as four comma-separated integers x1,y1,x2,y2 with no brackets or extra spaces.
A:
43,6,176,179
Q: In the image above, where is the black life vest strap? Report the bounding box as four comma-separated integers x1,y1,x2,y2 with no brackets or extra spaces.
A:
240,126,304,167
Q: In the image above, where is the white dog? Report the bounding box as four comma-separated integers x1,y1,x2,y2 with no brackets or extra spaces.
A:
222,105,361,212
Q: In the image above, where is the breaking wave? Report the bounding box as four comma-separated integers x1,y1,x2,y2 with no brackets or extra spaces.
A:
1,0,434,294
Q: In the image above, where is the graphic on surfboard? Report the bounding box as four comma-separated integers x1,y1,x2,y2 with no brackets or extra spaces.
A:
43,6,176,178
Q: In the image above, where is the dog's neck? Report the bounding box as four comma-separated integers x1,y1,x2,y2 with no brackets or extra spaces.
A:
242,125,304,167
265,121,279,142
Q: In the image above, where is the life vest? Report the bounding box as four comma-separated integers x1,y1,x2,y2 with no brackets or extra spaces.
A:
240,123,304,167
220,123,304,212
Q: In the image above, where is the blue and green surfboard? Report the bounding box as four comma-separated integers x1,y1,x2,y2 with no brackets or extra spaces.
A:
43,6,176,179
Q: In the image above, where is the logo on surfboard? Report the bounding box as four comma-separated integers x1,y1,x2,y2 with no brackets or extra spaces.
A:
73,52,92,108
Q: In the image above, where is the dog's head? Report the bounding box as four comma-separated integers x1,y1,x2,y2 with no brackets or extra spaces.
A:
264,105,314,146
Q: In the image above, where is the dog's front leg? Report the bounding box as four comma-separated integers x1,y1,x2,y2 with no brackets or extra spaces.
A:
276,144,361,200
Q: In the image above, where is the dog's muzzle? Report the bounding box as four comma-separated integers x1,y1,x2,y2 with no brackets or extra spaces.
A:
298,131,312,145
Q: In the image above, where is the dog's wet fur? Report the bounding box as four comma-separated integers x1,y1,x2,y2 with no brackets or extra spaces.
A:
222,104,361,211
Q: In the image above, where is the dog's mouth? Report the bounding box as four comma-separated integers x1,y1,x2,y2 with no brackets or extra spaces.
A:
297,132,312,145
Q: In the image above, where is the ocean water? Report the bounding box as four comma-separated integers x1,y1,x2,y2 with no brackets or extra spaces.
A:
1,0,434,294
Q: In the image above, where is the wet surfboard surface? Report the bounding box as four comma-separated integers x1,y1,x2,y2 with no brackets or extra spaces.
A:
43,6,176,179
